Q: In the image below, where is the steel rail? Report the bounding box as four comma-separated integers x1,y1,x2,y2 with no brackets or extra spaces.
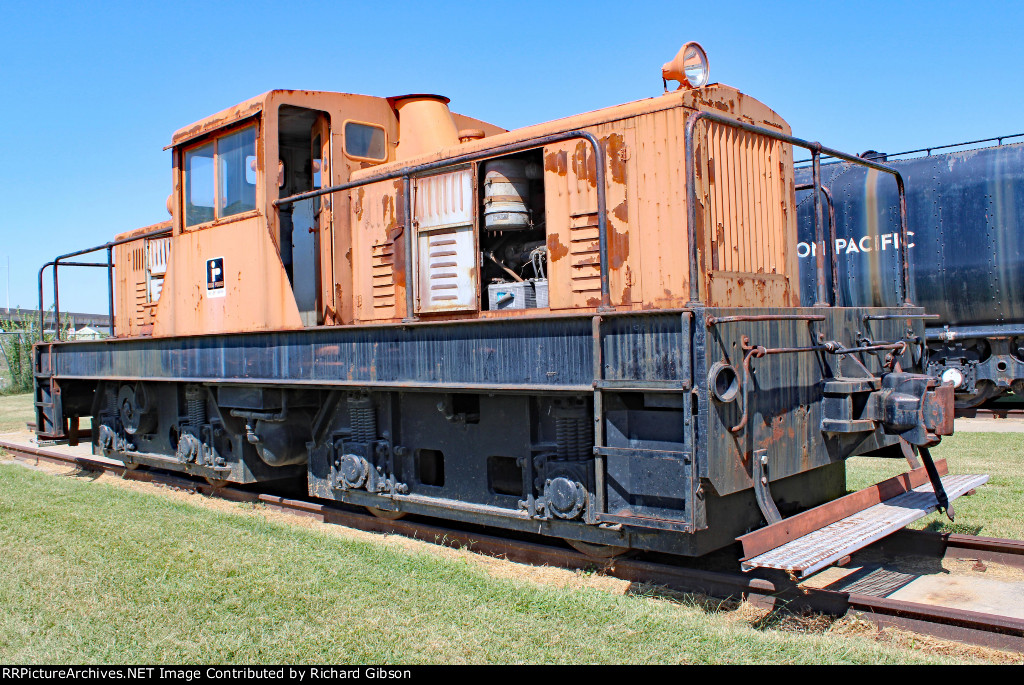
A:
955,406,1024,420
2,437,1022,652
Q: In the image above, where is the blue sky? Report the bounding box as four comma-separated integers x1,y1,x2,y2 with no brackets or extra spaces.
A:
2,0,1022,315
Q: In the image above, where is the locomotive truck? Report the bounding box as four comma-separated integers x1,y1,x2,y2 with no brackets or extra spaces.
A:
34,43,967,570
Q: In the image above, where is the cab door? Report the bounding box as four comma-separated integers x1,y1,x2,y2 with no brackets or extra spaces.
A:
311,114,334,324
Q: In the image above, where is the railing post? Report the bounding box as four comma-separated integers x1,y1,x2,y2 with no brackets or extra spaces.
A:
895,173,913,306
52,258,61,341
37,263,48,339
811,147,830,307
402,174,416,322
684,112,704,305
107,246,115,335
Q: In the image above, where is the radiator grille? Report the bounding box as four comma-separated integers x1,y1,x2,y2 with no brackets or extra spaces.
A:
706,123,786,275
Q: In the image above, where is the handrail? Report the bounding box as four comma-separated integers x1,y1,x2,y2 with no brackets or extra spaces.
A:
795,131,1024,165
274,129,611,313
795,182,838,301
38,226,172,340
684,111,913,308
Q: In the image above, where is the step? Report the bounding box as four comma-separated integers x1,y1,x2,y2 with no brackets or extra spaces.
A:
741,473,990,578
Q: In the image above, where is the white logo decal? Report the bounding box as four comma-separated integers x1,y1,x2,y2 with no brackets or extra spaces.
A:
797,231,915,258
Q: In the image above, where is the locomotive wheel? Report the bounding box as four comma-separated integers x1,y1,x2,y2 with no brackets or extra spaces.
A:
954,381,1002,409
565,538,630,559
365,506,406,520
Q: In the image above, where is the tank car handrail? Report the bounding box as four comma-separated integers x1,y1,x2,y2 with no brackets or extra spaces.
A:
864,313,939,321
684,111,913,308
795,183,838,300
930,324,1024,342
38,226,173,341
274,130,611,312
705,313,826,326
796,131,1024,165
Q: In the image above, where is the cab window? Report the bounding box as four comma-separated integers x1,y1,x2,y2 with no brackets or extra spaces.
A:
344,121,386,161
184,124,257,227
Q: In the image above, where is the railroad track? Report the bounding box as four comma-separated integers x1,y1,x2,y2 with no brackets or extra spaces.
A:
3,437,1023,654
957,405,1024,420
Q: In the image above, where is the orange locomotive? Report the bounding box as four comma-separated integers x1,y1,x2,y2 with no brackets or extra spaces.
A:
36,44,967,568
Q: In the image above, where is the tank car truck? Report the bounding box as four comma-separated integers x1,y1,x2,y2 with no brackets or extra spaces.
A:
34,43,973,572
795,140,1024,408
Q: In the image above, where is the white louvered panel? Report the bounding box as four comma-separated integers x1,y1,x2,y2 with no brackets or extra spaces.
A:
416,226,476,312
414,168,473,230
413,167,477,313
146,237,171,275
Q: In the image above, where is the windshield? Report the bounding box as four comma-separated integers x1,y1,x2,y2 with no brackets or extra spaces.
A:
184,124,257,227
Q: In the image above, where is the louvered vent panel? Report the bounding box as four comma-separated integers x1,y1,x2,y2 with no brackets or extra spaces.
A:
371,240,396,309
569,212,601,297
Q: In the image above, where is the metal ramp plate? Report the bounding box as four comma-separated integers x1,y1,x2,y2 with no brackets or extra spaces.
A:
741,473,989,578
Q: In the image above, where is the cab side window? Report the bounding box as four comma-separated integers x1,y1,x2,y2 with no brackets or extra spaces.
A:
185,142,215,227
184,125,257,228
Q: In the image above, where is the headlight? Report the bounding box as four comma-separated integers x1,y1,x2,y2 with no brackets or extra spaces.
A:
662,41,710,90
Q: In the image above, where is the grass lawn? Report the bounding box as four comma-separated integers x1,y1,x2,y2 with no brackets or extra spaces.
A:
846,432,1024,540
0,460,970,665
0,389,1019,664
0,392,33,433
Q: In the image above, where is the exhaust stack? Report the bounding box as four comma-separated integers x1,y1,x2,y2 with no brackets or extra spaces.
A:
390,94,460,161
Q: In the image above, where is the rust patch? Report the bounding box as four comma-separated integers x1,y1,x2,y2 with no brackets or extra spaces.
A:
544,150,568,177
547,233,569,262
572,141,597,188
354,187,365,221
605,133,626,185
585,296,601,307
390,181,407,287
612,200,628,223
382,193,395,230
609,225,629,269
620,285,632,305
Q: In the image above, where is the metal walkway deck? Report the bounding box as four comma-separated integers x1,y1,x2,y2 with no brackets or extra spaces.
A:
741,473,990,578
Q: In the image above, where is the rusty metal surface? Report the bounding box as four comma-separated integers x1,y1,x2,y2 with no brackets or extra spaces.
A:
738,460,950,559
741,473,990,577
33,311,690,392
695,305,928,495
